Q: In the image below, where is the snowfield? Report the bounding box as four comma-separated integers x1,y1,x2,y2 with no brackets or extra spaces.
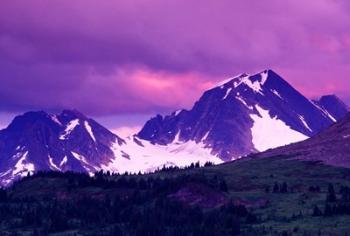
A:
250,105,308,151
103,136,223,174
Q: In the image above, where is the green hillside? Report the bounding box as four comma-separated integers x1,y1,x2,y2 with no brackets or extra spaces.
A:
1,155,350,236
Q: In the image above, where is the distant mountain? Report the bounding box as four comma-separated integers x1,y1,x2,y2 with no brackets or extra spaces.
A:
254,112,350,167
313,95,349,122
0,110,124,185
138,70,348,160
0,110,221,186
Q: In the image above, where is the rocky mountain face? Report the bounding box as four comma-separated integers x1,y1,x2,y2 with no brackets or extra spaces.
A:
138,70,348,160
0,110,124,185
254,112,350,167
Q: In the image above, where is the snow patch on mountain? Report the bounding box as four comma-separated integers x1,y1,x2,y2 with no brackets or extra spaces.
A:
243,78,264,95
174,109,182,116
60,156,68,167
0,170,12,186
0,170,11,178
48,155,61,171
217,70,268,95
217,70,276,97
84,121,96,142
311,101,337,122
71,152,96,176
201,131,210,141
59,119,79,140
232,72,266,95
260,70,269,84
250,105,308,151
323,110,337,122
50,115,62,126
13,151,35,177
223,88,232,100
216,73,247,88
236,96,253,109
173,131,182,143
298,115,313,132
271,89,283,99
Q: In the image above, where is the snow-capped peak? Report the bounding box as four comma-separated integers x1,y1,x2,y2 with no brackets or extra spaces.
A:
260,70,269,84
216,73,249,88
238,76,265,95
217,69,273,96
230,70,272,95
139,69,349,162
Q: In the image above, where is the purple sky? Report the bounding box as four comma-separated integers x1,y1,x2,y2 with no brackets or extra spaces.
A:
0,0,350,133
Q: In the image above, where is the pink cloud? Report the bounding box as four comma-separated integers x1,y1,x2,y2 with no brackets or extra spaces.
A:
0,0,349,115
52,67,214,115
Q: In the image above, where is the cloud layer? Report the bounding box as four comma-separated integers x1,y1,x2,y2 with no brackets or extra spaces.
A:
0,0,350,116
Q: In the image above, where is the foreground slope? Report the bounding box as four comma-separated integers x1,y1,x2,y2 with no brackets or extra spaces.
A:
3,153,350,235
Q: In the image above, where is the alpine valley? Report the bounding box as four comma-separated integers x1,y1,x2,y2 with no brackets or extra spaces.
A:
0,70,349,186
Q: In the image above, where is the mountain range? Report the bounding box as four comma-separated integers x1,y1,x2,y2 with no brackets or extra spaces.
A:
0,69,348,185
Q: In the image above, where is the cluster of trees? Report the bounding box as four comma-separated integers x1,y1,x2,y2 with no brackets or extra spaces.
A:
22,160,215,181
146,161,215,174
0,171,257,235
313,184,350,217
265,182,289,193
21,170,229,195
308,185,321,193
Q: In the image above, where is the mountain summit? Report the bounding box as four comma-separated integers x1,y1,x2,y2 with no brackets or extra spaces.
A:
0,110,122,185
138,70,348,160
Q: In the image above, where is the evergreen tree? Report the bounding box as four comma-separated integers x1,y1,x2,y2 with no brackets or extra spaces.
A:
219,180,228,192
0,188,7,202
231,219,241,236
312,205,322,216
280,182,288,193
327,183,337,202
273,182,279,193
324,203,333,216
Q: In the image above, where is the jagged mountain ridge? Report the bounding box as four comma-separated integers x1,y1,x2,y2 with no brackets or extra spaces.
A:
138,69,348,160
